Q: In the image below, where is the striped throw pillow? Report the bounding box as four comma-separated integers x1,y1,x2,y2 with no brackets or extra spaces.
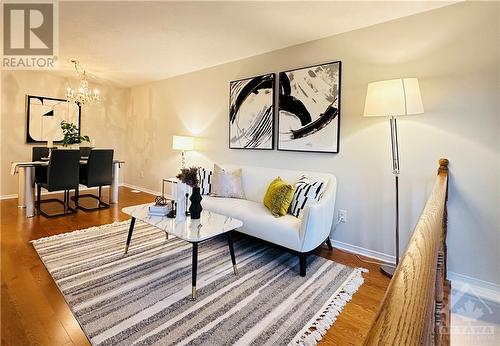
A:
288,176,326,218
198,168,212,195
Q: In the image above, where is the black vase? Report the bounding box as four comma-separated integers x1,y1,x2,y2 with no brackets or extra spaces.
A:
189,187,203,219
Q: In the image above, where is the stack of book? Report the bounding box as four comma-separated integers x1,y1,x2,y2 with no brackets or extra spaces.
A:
148,205,171,217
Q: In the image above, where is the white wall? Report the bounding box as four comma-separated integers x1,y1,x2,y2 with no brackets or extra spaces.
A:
124,2,500,288
0,70,129,196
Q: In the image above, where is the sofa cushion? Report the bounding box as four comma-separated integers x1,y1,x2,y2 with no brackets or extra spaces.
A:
263,177,295,217
218,164,331,203
201,195,302,251
211,164,246,199
289,176,326,218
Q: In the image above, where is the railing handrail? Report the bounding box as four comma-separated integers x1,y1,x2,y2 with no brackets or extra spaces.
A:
364,158,449,345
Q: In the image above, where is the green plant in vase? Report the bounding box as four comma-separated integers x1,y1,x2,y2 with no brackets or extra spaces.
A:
60,120,90,147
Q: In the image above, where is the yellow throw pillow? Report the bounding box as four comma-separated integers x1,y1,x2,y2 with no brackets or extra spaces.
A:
263,177,295,217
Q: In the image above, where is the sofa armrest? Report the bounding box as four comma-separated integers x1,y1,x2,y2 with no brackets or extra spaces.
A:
299,178,337,252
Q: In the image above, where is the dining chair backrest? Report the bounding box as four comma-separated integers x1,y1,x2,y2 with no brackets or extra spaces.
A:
79,147,92,158
85,149,114,187
33,146,51,182
47,149,80,191
32,147,49,161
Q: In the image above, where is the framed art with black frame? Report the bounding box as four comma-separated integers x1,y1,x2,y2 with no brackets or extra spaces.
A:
26,95,82,143
278,61,341,153
229,73,275,150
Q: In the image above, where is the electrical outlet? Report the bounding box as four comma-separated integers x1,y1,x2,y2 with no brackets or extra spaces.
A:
338,209,347,223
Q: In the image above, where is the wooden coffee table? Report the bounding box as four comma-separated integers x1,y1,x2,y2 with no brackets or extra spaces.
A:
122,203,243,300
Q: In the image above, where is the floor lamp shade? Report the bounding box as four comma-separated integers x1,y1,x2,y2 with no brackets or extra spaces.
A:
363,78,424,117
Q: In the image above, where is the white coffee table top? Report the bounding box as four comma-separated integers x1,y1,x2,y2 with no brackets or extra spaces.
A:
122,203,243,243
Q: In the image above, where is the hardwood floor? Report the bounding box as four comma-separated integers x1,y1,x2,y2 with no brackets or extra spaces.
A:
1,186,390,346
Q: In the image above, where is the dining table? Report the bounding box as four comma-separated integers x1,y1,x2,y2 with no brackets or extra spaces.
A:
10,158,125,218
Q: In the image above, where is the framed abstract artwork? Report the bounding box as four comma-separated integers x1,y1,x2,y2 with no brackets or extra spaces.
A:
278,61,341,153
229,73,275,150
26,95,81,143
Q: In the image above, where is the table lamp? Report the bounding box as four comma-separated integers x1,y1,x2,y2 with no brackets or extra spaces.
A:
172,135,194,168
363,77,424,277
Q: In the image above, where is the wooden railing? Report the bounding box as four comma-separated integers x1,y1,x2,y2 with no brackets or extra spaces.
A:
364,158,450,345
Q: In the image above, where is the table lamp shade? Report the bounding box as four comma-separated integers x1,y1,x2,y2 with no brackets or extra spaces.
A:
172,135,194,151
363,78,424,117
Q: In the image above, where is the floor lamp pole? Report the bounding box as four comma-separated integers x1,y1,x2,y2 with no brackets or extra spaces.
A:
381,115,400,278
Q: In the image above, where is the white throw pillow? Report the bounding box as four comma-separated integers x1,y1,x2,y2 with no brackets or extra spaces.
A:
211,164,246,199
288,176,326,218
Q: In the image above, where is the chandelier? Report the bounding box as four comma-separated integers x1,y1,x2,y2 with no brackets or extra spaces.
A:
66,60,100,105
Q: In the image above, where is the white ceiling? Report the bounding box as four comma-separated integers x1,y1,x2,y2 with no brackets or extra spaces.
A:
58,1,457,87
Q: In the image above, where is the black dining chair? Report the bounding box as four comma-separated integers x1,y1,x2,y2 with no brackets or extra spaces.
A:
79,146,92,158
35,149,80,217
74,149,114,211
32,146,49,161
32,147,50,202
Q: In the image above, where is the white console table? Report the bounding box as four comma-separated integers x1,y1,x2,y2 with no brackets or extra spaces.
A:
10,159,124,218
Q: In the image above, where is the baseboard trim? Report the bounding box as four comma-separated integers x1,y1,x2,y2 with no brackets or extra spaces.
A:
0,186,103,201
332,239,396,265
121,183,159,196
1,183,154,201
331,238,500,304
0,194,18,200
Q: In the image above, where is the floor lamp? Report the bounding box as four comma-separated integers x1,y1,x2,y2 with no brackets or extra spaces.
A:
363,78,424,277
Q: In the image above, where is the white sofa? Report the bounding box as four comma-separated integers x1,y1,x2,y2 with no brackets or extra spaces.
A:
201,164,337,276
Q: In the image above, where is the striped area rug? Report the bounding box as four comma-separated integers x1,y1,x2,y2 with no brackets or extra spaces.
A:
32,220,366,346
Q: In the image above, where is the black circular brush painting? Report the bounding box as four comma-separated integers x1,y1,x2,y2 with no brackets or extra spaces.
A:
278,61,341,153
